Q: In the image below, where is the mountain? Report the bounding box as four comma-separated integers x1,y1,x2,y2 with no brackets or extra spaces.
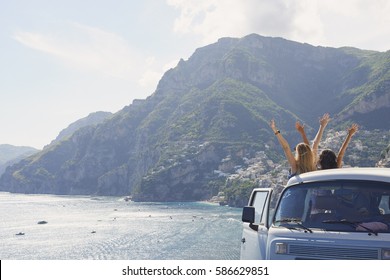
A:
0,34,389,201
0,144,39,175
47,111,113,147
0,112,112,177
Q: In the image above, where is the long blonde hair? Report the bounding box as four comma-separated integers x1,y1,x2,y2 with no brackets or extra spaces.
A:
295,143,316,174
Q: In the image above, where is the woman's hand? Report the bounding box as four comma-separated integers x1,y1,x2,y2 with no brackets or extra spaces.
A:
319,113,330,126
269,119,277,133
348,123,359,136
295,121,305,134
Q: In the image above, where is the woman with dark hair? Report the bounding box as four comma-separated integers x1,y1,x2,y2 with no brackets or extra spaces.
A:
318,123,359,169
318,149,338,169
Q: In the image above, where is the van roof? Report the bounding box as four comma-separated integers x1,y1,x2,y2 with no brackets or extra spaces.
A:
287,167,390,186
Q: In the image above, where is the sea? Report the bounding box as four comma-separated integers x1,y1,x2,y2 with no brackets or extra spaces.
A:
0,192,243,260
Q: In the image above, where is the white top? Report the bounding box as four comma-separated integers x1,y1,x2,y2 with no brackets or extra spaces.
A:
287,167,390,186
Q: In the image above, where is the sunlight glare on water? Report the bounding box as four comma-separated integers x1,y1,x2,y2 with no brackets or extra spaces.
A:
0,192,242,260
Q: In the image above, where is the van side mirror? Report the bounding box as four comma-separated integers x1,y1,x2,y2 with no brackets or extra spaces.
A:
242,206,255,223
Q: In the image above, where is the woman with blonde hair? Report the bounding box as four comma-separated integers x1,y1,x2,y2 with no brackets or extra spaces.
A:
269,119,316,178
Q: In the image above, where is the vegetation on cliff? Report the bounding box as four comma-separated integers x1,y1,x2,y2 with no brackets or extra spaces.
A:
0,34,389,205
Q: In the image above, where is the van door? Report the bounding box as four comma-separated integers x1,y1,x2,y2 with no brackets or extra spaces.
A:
240,188,272,260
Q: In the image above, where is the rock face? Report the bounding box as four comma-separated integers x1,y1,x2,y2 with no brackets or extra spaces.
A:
0,34,389,201
47,111,112,147
377,145,390,168
0,144,39,176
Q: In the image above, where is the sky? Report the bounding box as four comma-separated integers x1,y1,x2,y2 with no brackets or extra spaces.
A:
1,0,389,149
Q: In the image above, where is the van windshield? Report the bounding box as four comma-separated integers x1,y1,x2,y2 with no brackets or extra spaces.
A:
273,180,390,233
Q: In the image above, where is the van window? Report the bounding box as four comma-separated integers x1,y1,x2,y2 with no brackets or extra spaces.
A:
251,191,269,225
273,180,390,232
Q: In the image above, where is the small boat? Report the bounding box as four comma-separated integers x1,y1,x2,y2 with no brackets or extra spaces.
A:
37,220,48,224
15,232,25,236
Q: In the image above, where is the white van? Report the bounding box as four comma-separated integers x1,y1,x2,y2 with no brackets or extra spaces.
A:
240,168,390,260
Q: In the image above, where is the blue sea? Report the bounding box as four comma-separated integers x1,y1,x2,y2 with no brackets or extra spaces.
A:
0,192,243,260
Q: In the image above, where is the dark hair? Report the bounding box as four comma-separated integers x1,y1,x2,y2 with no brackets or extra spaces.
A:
318,149,337,169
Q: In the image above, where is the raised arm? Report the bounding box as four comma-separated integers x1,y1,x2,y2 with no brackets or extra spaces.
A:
295,121,310,145
337,123,359,168
312,113,330,161
270,120,297,174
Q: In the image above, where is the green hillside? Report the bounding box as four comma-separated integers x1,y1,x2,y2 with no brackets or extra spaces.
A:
1,34,389,203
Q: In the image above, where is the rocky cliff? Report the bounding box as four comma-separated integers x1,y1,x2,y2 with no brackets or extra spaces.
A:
377,144,390,168
0,34,389,201
47,111,112,147
0,144,39,176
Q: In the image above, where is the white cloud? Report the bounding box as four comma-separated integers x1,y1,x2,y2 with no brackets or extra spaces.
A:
139,56,160,89
167,0,252,43
138,57,180,90
288,0,324,43
139,70,162,89
166,0,327,46
13,22,140,80
167,0,390,51
163,59,180,72
315,0,390,50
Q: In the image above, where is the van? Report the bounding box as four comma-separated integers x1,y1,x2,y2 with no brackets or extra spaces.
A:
240,168,390,259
